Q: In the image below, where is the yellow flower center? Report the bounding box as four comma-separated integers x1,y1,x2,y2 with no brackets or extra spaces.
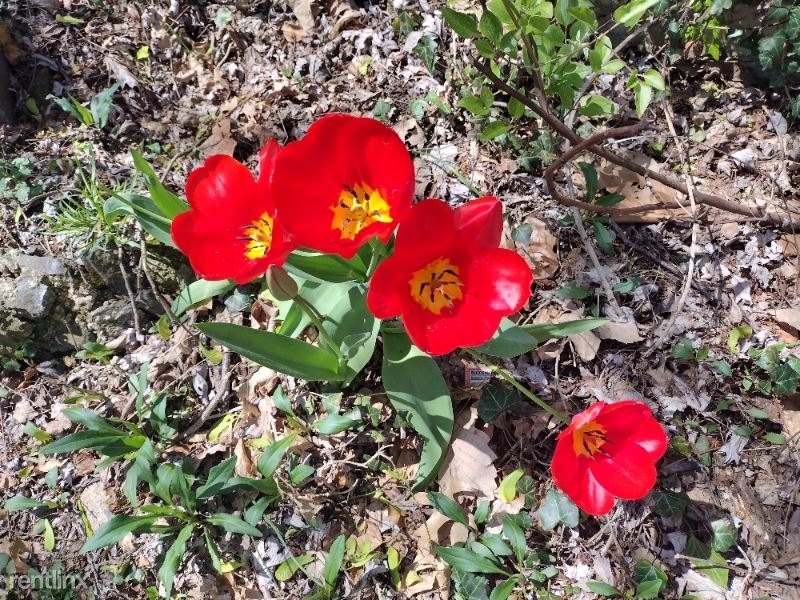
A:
409,258,464,315
331,183,392,240
242,213,274,259
572,421,608,458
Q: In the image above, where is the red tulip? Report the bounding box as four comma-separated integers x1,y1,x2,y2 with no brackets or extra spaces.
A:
550,400,668,516
271,114,414,258
171,140,294,284
366,196,533,355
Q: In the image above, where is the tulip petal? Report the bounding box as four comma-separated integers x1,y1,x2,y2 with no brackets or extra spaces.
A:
551,445,616,515
597,400,667,459
590,443,658,500
453,196,503,252
272,114,414,257
185,155,263,224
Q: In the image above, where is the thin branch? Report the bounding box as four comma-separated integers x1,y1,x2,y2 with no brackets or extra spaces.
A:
473,58,795,228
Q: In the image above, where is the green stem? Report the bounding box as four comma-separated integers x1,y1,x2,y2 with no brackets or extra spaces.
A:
463,348,569,424
293,294,346,365
366,238,387,279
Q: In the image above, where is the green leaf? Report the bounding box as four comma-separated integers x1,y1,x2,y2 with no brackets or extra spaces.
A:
105,191,176,247
285,250,367,283
579,95,616,117
196,456,236,500
710,518,737,552
131,150,189,219
489,576,518,600
275,554,315,582
478,381,521,424
158,524,194,599
586,580,622,596
772,362,798,395
434,546,509,575
313,408,363,435
479,121,510,141
89,83,120,128
206,513,263,538
39,431,143,456
289,464,315,485
428,491,470,528
651,490,689,518
257,433,297,479
633,81,653,118
641,69,665,91
497,469,524,503
442,7,478,38
323,535,346,590
42,519,55,552
479,9,503,45
4,495,54,512
593,221,615,254
763,432,787,445
745,407,770,420
613,0,661,27
521,318,609,343
710,359,732,376
685,537,729,588
479,533,512,557
501,514,526,562
538,489,579,530
55,13,86,24
554,0,573,25
80,515,163,552
507,95,525,118
633,561,667,599
671,337,696,359
219,476,279,498
197,322,342,381
554,282,593,300
578,162,598,204
473,500,491,525
451,569,490,600
728,324,753,356
460,94,491,117
171,279,236,316
475,318,539,357
382,330,454,490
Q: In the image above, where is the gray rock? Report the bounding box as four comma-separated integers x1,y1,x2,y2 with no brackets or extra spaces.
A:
15,254,66,276
10,276,55,319
86,298,144,343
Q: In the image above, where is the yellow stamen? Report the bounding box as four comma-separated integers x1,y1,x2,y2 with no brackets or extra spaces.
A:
572,421,608,458
409,257,463,315
331,182,392,240
242,213,274,259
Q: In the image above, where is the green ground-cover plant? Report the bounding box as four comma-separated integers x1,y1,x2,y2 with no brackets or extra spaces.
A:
442,0,667,168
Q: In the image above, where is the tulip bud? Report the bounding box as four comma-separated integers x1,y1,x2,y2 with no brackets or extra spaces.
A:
266,265,298,301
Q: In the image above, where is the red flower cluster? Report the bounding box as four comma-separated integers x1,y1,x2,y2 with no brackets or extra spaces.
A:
366,197,533,355
550,400,668,515
171,114,414,279
172,114,532,355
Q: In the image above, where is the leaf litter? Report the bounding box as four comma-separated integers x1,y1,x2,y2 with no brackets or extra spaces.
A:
1,1,800,599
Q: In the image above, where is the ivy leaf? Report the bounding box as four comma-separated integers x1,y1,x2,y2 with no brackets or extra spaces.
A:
538,489,579,530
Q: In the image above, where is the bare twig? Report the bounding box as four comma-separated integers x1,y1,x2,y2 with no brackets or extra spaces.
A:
117,244,142,337
473,59,797,228
182,350,234,438
139,239,192,336
641,97,699,358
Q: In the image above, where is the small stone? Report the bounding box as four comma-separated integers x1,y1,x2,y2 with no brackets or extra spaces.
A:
14,255,66,276
12,276,55,319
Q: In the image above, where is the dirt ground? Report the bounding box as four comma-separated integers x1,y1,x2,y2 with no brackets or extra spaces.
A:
1,1,799,599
